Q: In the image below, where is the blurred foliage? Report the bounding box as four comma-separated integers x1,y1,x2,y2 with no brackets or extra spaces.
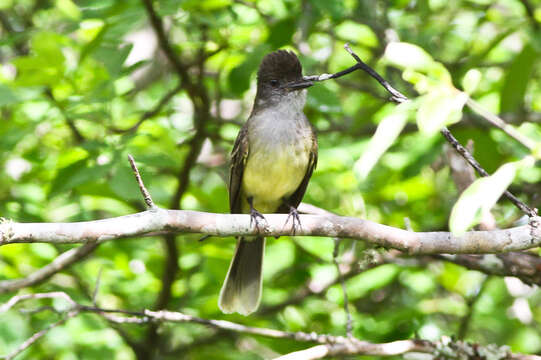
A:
0,0,541,359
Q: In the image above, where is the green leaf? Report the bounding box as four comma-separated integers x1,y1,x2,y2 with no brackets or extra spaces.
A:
384,42,435,72
0,0,12,9
501,44,537,112
49,159,112,198
109,163,146,201
13,32,67,86
449,160,530,235
227,48,266,95
335,20,378,48
93,42,133,77
267,18,296,48
182,0,232,11
308,0,345,20
416,86,467,135
56,0,81,19
354,102,411,179
461,69,482,94
0,84,19,106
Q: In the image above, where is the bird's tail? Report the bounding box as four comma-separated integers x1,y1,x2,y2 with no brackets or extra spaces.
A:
218,236,265,315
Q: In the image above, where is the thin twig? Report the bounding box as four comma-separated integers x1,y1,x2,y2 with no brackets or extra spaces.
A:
344,44,408,103
466,98,536,151
336,43,536,218
44,88,85,144
1,315,73,360
0,292,76,313
332,239,353,337
440,130,537,217
2,291,538,360
457,276,490,339
111,83,183,134
92,266,104,306
128,154,156,209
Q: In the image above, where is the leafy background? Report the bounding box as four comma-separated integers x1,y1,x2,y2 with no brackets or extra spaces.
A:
1,0,541,359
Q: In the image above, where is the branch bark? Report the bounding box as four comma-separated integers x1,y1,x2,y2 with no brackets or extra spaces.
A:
1,209,540,254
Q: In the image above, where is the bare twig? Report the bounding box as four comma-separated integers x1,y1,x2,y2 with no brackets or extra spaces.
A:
440,130,537,217
2,291,538,360
0,292,76,312
466,98,537,151
332,239,353,337
92,266,104,306
343,44,408,103
1,315,73,360
44,88,85,144
457,276,490,339
307,43,538,218
128,154,156,209
334,43,537,218
111,83,183,134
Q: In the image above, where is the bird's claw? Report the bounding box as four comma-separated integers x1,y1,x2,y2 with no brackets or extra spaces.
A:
285,206,302,235
250,208,267,234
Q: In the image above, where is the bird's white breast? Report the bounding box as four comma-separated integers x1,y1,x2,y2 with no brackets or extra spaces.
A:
241,93,312,213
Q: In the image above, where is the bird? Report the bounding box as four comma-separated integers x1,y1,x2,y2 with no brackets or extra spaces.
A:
218,50,318,315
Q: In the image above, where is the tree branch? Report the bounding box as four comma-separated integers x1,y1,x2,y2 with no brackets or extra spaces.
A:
2,291,538,360
1,209,540,254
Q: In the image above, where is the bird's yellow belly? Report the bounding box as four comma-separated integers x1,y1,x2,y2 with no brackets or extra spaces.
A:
242,145,309,213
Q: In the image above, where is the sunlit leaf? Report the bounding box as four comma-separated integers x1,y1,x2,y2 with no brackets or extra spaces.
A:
416,86,467,135
56,0,81,19
335,20,378,48
354,102,412,179
384,42,435,72
449,158,534,234
462,69,482,94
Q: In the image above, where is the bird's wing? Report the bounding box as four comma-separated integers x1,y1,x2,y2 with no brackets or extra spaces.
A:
279,126,318,212
229,124,249,213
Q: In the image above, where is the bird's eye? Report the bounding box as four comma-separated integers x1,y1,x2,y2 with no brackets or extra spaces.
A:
269,79,279,87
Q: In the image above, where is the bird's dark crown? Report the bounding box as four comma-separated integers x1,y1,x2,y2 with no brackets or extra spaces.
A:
257,50,303,83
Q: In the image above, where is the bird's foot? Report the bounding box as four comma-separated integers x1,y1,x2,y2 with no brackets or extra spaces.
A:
285,206,302,235
249,207,267,234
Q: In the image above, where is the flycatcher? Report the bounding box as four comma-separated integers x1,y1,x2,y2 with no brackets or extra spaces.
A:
219,50,318,315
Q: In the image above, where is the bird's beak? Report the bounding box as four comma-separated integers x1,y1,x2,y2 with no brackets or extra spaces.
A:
282,80,314,90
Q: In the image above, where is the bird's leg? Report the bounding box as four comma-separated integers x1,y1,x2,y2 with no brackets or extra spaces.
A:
247,196,266,233
284,203,302,235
